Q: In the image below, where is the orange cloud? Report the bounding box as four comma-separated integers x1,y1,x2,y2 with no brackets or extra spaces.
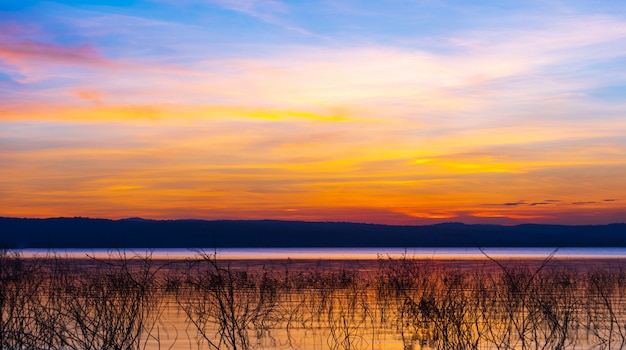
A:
1,18,626,225
0,39,109,68
70,90,103,102
0,103,351,122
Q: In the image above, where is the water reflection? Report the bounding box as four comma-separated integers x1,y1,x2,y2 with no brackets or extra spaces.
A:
17,247,626,260
2,250,626,350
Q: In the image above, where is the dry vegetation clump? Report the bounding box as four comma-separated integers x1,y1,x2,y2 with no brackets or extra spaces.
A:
175,251,282,350
1,251,166,350
0,251,44,349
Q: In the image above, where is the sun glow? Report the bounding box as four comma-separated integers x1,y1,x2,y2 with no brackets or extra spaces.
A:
1,1,625,224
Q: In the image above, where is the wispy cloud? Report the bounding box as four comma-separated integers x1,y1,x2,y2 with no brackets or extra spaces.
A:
152,0,324,38
483,201,527,207
2,2,626,224
0,38,108,69
207,0,288,23
6,12,626,120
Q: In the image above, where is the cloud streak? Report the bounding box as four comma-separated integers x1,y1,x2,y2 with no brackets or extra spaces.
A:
1,1,626,224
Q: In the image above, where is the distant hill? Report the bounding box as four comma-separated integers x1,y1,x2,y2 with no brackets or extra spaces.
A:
1,217,626,248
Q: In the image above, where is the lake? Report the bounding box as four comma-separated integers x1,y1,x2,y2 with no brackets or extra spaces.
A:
17,247,626,260
3,248,626,350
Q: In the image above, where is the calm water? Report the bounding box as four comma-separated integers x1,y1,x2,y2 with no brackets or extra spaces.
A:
7,248,626,350
17,247,626,260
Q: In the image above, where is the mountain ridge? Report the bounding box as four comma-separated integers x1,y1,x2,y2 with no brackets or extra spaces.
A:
1,217,625,248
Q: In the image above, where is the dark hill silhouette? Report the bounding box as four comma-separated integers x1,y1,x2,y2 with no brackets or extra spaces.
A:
1,217,625,248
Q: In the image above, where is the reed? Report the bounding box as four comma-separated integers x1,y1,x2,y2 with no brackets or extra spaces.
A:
1,250,626,350
175,251,281,350
0,251,44,349
49,251,165,350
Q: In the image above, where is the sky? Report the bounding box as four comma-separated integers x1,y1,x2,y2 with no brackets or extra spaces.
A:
1,0,626,225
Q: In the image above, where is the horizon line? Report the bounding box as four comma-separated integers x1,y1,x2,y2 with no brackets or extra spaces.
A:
2,216,624,227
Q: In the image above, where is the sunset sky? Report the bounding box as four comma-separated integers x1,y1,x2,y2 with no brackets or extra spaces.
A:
1,0,626,225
